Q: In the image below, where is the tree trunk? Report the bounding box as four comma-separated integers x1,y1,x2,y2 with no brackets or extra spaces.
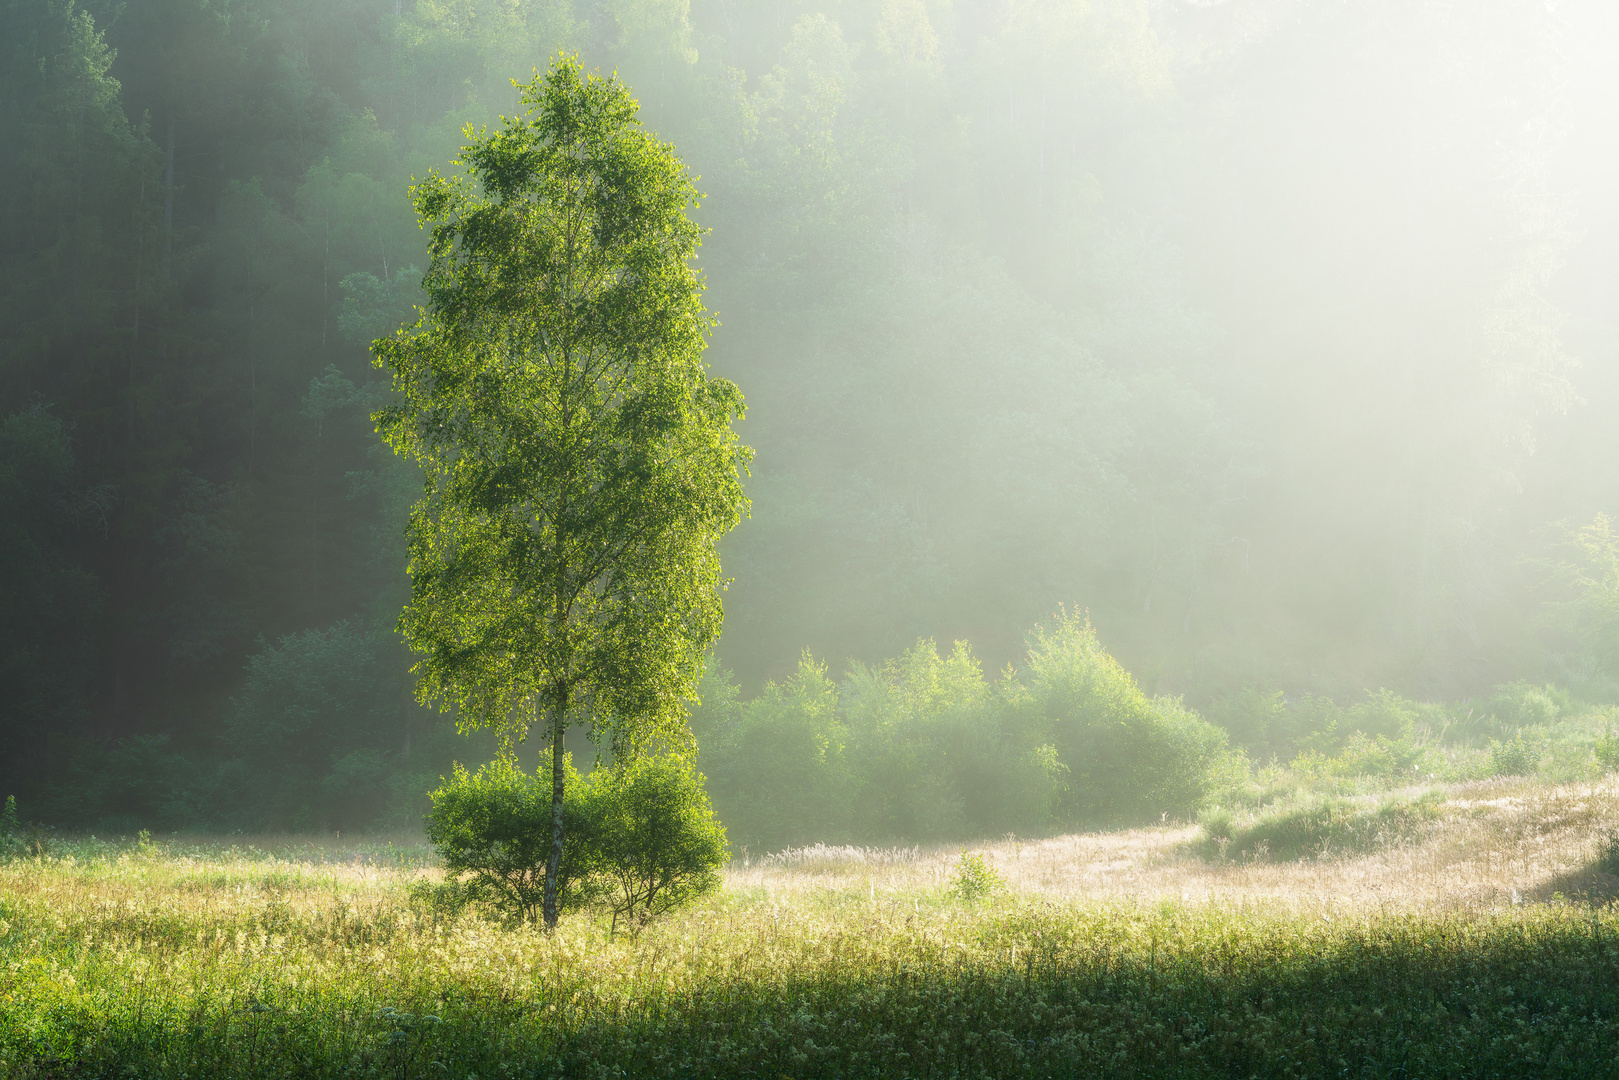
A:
542,687,568,928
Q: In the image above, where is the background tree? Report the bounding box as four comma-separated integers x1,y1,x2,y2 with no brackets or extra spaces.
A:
374,56,750,927
0,405,105,803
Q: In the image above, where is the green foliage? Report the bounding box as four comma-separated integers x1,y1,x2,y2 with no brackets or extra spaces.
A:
577,755,727,936
1,0,1612,840
1292,730,1430,785
1205,687,1299,759
0,0,160,413
1596,731,1619,774
947,850,1005,904
700,654,852,853
702,614,1231,850
0,405,104,806
374,56,749,744
0,795,18,858
425,754,725,931
375,57,749,925
845,640,1071,843
1344,689,1428,743
225,622,456,831
1027,610,1234,825
1487,735,1541,778
1197,805,1235,843
1204,680,1599,798
39,734,198,833
424,757,595,923
1195,791,1445,862
1545,514,1619,682
1284,693,1351,749
337,267,422,348
1486,680,1571,730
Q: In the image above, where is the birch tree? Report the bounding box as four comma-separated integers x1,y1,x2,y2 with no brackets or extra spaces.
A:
374,55,750,927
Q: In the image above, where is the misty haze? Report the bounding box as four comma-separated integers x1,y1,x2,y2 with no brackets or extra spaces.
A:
4,1,1619,1076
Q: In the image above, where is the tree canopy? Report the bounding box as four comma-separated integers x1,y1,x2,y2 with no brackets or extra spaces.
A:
374,56,749,925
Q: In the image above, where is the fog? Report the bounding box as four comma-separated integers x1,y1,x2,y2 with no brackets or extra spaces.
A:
3,0,1618,830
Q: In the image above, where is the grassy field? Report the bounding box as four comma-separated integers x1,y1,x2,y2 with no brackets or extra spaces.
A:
5,778,1619,1078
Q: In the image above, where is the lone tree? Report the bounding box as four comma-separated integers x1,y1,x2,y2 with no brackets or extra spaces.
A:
374,56,750,928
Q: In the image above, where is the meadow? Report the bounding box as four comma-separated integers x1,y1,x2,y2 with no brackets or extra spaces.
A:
4,776,1619,1079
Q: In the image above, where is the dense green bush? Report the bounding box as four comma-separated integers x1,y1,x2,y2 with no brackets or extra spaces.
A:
1487,735,1541,777
1292,730,1430,784
842,640,1069,843
1026,611,1232,825
425,755,726,930
1195,791,1445,861
1285,689,1433,758
424,756,598,923
1597,730,1619,773
1345,689,1439,743
698,611,1235,850
1205,687,1302,760
578,755,728,936
695,655,853,854
1486,680,1571,730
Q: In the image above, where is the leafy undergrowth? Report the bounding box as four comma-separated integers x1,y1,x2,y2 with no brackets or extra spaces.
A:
1195,790,1448,862
2,838,1619,1078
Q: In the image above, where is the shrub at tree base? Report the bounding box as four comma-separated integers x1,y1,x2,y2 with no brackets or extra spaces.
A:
423,757,597,923
425,755,726,930
579,756,728,936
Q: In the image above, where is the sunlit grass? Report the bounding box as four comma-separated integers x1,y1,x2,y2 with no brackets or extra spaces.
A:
4,781,1619,1077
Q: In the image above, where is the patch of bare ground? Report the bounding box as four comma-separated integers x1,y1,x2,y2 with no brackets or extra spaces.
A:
729,776,1619,912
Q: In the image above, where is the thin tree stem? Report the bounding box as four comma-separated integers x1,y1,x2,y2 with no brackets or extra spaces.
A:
543,688,567,928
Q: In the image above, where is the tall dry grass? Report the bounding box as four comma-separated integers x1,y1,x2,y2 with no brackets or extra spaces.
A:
732,776,1619,911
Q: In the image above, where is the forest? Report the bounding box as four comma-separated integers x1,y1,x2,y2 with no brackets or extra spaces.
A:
4,0,1619,836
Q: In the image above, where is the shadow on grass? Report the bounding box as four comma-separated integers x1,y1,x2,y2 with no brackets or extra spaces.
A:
10,916,1619,1080
1531,835,1619,906
1191,790,1446,862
